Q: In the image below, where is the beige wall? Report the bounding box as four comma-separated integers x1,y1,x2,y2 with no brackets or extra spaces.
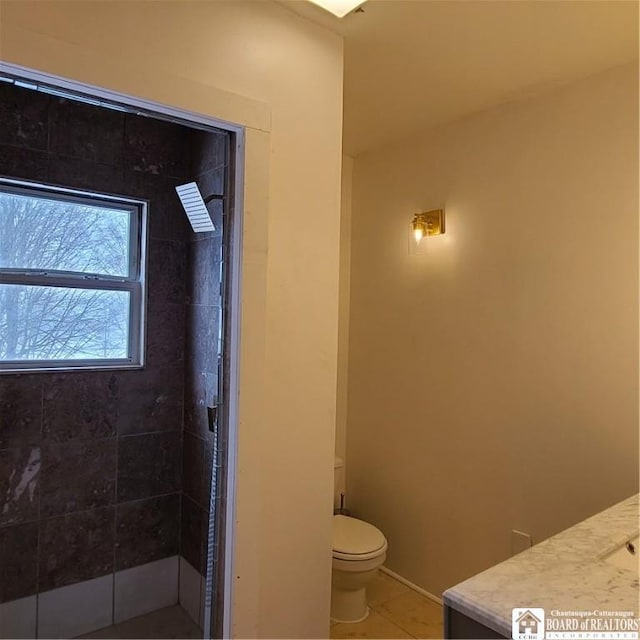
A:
346,64,639,597
335,156,354,481
0,2,343,637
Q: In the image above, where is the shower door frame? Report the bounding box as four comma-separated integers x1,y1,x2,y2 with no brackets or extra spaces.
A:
0,60,246,639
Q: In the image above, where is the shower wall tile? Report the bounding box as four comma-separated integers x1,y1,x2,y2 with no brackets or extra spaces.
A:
146,303,186,368
115,493,180,571
122,172,190,241
194,165,226,200
0,145,48,182
0,522,38,604
185,305,219,375
182,128,226,578
178,557,202,626
39,507,115,592
181,495,204,574
40,439,116,517
148,240,187,305
187,237,222,306
0,594,37,639
114,556,179,624
190,130,228,175
117,367,183,436
48,155,125,194
0,83,49,150
0,447,40,526
43,373,118,442
184,371,218,439
182,432,205,506
124,114,189,180
117,431,181,502
0,375,43,448
49,98,124,165
38,574,113,640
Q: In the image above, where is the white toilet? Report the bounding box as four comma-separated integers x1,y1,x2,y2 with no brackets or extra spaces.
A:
331,456,387,623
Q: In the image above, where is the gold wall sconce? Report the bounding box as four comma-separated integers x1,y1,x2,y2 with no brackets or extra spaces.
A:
412,209,445,244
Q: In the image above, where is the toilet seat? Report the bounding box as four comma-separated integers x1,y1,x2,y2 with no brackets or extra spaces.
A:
332,515,387,561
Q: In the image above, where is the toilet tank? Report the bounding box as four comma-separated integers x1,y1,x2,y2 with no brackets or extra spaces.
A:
334,456,345,509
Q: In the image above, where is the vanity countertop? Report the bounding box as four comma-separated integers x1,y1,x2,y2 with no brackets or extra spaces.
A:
443,493,639,638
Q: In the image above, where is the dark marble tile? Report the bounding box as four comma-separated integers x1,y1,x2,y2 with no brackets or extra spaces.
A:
49,98,124,165
0,522,38,603
187,237,222,306
48,155,125,194
0,447,40,526
181,495,204,573
147,239,186,305
39,507,115,591
182,432,204,507
40,439,116,517
43,372,118,442
146,303,185,368
185,305,219,376
191,172,225,236
117,367,183,436
184,371,218,439
0,375,43,448
195,166,225,198
124,114,190,180
0,83,49,150
0,144,48,181
122,172,189,241
189,130,228,175
115,493,179,571
117,431,181,502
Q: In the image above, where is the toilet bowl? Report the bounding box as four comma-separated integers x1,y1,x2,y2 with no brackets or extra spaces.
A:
330,514,387,623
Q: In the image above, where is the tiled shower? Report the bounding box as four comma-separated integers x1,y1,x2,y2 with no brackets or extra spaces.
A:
0,82,229,638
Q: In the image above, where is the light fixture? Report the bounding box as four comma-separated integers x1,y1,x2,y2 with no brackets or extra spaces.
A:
412,209,445,244
307,0,367,18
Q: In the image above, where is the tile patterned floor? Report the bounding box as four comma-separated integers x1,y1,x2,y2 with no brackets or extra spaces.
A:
78,605,201,639
330,572,443,640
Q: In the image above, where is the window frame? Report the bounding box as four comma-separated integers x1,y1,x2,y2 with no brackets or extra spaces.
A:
0,177,148,373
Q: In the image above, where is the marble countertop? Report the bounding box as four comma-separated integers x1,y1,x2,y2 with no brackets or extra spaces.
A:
443,494,639,638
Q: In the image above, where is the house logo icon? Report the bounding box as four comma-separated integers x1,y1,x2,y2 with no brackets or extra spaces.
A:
512,608,545,640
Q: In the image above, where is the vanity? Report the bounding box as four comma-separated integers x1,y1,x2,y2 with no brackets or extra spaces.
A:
443,494,639,639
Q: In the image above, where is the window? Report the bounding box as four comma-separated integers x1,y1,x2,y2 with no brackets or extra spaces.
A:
0,178,147,371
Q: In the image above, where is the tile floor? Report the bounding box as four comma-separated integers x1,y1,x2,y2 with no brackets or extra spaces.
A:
330,572,443,639
78,604,201,639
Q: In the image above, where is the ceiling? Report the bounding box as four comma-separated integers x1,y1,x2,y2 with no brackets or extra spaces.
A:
279,0,639,156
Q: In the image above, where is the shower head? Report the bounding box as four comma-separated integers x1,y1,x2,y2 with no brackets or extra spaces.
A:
175,182,216,233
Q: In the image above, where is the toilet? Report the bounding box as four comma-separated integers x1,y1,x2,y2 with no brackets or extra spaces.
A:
331,456,387,623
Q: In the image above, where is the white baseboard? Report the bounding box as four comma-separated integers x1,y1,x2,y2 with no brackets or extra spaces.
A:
178,557,203,627
114,556,179,623
380,566,443,606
